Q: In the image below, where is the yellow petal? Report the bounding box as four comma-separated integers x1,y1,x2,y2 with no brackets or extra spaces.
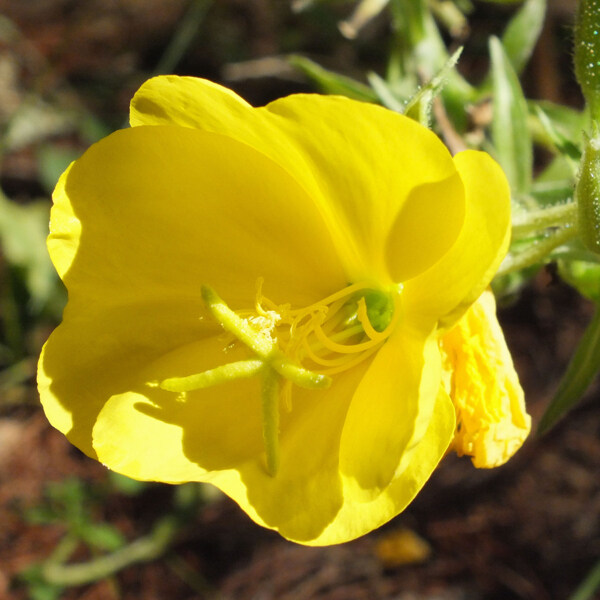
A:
440,290,531,468
338,322,441,501
48,125,345,306
91,348,367,543
87,325,453,546
312,387,455,545
39,124,347,456
403,150,511,326
131,76,466,284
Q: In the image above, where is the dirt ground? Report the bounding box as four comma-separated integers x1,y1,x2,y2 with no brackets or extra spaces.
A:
0,1,598,599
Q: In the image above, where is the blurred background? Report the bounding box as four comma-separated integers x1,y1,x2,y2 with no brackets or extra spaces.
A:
1,1,599,599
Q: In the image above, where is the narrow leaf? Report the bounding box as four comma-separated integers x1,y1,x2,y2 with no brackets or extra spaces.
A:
533,105,581,174
490,36,533,195
367,71,405,112
538,305,600,435
287,55,377,102
570,558,600,600
502,0,546,74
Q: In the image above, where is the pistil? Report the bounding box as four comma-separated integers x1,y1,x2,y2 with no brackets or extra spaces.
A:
155,281,400,476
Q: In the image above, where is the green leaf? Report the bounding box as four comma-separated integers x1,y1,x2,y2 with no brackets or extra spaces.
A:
570,558,600,600
367,71,405,112
537,305,600,435
530,100,587,145
502,0,546,74
559,259,600,302
79,522,126,552
287,55,377,102
36,145,80,195
0,194,56,312
531,155,576,205
533,105,581,174
18,565,63,600
489,36,533,195
108,471,149,496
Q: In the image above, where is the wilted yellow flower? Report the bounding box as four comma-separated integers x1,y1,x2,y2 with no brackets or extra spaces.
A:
38,76,530,545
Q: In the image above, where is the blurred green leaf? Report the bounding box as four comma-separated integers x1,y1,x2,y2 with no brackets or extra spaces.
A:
37,145,80,195
79,522,126,552
531,155,575,205
108,471,149,496
24,505,61,525
570,557,600,600
367,71,405,112
538,305,600,435
533,106,580,174
530,100,587,144
559,259,600,303
0,194,56,312
18,565,63,600
288,54,377,101
502,0,546,74
490,36,532,196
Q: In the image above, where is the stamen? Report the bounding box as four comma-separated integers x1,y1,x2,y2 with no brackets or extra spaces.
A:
155,281,401,478
313,322,382,354
357,297,389,342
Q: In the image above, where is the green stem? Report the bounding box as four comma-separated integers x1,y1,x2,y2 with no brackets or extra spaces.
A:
511,201,577,239
497,226,578,276
41,484,200,587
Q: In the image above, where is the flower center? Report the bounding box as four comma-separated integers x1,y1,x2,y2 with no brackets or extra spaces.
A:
157,281,400,475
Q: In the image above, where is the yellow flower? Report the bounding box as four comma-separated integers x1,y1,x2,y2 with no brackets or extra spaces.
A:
38,76,530,546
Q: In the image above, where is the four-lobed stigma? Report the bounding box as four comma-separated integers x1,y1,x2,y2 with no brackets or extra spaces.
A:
156,281,400,475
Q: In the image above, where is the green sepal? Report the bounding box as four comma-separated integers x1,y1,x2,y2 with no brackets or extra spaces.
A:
576,125,600,254
538,305,600,435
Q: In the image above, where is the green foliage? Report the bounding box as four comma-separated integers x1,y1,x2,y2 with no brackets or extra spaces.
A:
0,194,57,313
501,0,546,74
287,55,378,101
24,478,126,552
4,0,600,595
489,36,532,198
538,306,600,435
